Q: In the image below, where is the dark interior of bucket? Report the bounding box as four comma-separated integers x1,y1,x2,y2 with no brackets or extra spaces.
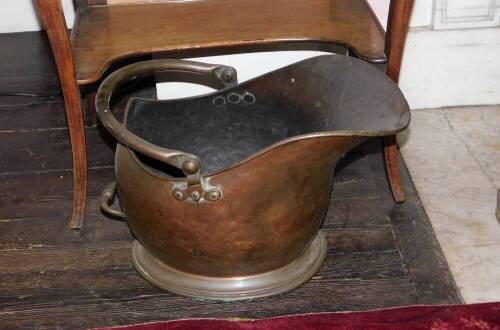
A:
124,55,409,175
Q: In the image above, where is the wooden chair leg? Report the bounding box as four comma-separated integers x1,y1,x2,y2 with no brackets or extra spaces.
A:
384,0,414,203
36,0,87,229
384,135,405,202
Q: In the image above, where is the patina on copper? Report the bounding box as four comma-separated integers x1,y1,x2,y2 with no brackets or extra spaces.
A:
96,55,410,300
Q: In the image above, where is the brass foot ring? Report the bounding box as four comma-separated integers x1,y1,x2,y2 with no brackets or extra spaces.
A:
131,232,327,301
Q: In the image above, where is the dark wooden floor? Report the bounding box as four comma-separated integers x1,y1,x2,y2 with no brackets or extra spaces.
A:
0,32,461,330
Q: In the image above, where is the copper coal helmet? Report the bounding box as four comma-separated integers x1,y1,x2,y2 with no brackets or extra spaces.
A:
96,55,410,300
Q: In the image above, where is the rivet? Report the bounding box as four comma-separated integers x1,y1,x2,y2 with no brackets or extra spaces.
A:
210,191,220,200
192,191,200,200
174,191,183,200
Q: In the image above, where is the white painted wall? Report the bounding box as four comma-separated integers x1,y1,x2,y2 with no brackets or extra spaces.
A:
399,0,500,109
0,0,75,33
367,0,391,28
400,27,500,109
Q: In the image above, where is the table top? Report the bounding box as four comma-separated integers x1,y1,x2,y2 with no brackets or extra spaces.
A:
72,0,386,85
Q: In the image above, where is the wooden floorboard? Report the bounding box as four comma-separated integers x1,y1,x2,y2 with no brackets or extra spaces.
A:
0,101,67,130
0,32,60,100
0,167,114,220
1,276,416,330
0,31,460,329
0,127,115,173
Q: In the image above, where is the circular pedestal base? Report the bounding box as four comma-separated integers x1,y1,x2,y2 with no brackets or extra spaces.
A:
132,232,327,301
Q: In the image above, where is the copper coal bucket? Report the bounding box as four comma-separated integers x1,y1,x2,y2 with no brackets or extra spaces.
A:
96,55,410,300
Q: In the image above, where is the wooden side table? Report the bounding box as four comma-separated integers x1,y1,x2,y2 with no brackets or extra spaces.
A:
35,0,414,228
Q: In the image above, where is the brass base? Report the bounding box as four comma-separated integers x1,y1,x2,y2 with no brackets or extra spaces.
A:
131,232,327,301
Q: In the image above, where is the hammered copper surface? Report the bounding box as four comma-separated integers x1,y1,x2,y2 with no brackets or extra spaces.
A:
117,136,359,277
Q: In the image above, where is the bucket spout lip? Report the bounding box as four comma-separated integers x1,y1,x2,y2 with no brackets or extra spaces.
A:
128,126,408,182
209,127,409,176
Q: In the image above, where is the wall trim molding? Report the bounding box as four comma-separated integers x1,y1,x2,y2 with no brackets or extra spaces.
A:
433,0,500,30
